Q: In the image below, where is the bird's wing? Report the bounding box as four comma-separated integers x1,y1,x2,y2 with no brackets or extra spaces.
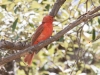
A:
31,24,44,45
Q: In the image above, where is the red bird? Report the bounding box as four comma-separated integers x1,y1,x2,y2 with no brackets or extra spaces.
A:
24,15,54,66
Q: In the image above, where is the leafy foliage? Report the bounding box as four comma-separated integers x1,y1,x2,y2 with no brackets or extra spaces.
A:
0,0,100,75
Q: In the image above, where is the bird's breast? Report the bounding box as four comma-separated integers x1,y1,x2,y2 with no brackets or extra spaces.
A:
33,22,53,45
36,23,53,42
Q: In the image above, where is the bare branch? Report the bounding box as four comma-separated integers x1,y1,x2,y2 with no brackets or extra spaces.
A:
88,6,100,15
49,0,66,17
0,40,30,50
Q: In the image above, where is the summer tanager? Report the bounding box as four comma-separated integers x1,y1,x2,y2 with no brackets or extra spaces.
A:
24,15,54,66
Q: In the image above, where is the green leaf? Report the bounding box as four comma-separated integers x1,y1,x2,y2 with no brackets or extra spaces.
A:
76,70,82,75
92,28,95,40
1,5,6,10
98,18,100,24
90,19,93,25
12,18,18,32
14,6,18,14
29,23,34,27
0,0,11,5
45,4,50,10
58,36,64,42
8,3,15,11
30,1,41,9
8,0,13,1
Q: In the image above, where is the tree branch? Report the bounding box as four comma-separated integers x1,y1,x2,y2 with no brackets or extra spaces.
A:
0,0,66,50
1,0,100,66
49,0,66,17
0,39,30,50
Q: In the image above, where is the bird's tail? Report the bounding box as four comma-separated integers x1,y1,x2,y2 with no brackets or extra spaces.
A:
24,52,35,66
